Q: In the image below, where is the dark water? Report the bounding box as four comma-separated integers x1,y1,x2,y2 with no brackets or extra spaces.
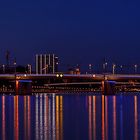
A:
0,93,139,140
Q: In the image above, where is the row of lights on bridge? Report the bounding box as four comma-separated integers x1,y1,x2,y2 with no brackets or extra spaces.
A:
56,74,96,78
56,74,63,78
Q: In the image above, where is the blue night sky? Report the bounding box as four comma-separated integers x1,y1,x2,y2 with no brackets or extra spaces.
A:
0,0,140,71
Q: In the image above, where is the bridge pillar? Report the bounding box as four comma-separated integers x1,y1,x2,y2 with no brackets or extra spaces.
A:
15,80,32,95
102,80,116,95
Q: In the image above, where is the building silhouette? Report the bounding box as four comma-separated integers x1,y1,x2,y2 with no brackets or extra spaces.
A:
35,54,58,74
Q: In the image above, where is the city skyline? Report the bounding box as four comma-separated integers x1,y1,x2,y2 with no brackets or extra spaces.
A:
0,51,140,73
0,1,140,69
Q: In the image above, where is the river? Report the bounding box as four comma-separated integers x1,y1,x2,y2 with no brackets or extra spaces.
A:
0,92,139,140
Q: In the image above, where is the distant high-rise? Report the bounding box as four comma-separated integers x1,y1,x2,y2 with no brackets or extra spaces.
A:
35,54,58,74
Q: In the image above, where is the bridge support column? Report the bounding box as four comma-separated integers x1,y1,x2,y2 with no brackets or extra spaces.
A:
15,80,32,95
102,80,116,95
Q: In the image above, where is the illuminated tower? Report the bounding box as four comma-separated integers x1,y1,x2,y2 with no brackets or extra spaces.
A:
35,54,58,74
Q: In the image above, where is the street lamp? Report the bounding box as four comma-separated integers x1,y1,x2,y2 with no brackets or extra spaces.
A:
13,60,17,93
27,64,32,74
120,65,123,74
2,65,5,74
14,61,16,74
134,64,138,74
88,64,92,74
103,62,107,73
112,64,116,74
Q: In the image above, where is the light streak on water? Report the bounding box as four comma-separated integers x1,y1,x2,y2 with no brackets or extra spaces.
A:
44,95,48,140
48,95,52,140
52,94,56,140
113,96,116,140
60,96,63,140
40,95,43,140
27,96,31,140
24,96,27,140
105,96,108,140
93,96,96,140
35,95,39,140
56,96,60,140
134,96,138,140
2,96,5,140
14,96,19,140
120,95,123,140
102,95,105,140
88,96,92,140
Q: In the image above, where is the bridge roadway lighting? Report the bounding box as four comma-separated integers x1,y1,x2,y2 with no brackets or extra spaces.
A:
60,74,63,77
56,74,63,78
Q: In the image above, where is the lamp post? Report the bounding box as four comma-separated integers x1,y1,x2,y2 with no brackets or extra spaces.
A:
14,61,16,74
88,64,92,74
112,64,116,74
27,64,32,74
103,62,107,73
120,65,123,74
134,64,138,74
14,60,17,93
2,65,5,74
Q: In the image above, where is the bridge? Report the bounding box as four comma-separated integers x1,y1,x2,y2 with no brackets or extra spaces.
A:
1,73,140,80
0,73,140,94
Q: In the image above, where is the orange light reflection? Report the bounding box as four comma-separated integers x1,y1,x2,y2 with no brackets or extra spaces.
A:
2,96,5,140
60,96,63,140
56,96,60,140
27,96,31,140
105,96,108,140
113,96,116,140
24,96,27,140
93,96,96,140
102,95,105,140
14,96,19,140
88,96,92,140
134,96,138,140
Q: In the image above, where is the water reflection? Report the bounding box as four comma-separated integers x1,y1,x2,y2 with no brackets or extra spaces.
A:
24,96,27,140
88,94,140,140
0,93,140,140
88,96,92,140
44,95,48,140
102,96,105,140
88,96,97,140
134,96,138,140
14,96,19,140
120,95,123,140
35,94,63,140
113,96,116,140
2,96,5,140
35,95,39,140
105,96,108,140
93,96,96,140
